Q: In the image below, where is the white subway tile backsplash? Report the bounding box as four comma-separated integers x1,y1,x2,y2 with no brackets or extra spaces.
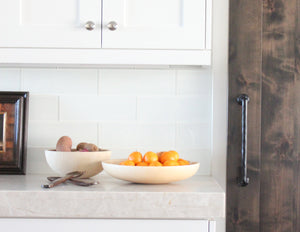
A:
176,96,211,122
0,68,21,91
177,69,212,95
138,96,211,122
22,68,98,95
176,123,211,150
100,123,175,150
29,95,59,120
28,121,98,148
99,69,176,95
60,96,137,121
26,147,54,174
138,97,177,122
1,67,213,175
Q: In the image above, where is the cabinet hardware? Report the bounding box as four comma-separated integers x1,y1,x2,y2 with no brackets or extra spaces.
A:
237,94,250,187
107,21,118,31
85,21,96,31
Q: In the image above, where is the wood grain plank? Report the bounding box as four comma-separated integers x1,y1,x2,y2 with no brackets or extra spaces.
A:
227,0,262,231
261,0,298,231
295,1,300,231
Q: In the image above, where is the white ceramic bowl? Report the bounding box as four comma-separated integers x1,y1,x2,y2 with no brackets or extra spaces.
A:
102,159,200,184
45,149,111,178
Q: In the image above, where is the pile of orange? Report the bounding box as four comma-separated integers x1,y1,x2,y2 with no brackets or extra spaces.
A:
119,150,190,166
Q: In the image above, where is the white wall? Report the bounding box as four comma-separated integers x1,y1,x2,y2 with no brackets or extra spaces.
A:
0,67,213,175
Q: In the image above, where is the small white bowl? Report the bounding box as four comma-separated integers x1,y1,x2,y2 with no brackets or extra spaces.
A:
45,149,111,178
102,159,200,184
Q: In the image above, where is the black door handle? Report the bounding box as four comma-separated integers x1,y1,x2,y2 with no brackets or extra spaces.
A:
237,94,250,187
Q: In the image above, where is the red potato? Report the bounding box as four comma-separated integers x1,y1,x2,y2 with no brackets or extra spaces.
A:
56,136,72,152
76,142,99,152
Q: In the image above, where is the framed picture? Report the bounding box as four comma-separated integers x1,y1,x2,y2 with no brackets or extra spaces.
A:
0,92,29,174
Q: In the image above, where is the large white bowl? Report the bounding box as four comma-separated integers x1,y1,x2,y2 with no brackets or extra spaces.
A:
45,150,111,178
102,159,200,184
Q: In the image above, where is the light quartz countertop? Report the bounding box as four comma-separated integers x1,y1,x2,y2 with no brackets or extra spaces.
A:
0,174,225,219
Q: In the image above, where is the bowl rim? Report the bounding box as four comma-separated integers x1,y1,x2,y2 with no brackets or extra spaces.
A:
102,159,200,168
45,149,111,152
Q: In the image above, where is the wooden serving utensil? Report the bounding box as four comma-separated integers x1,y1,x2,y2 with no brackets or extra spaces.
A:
41,171,84,188
47,176,99,186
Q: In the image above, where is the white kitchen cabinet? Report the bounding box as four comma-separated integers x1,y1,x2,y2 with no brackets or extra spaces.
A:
0,219,215,232
0,0,102,48
0,0,211,66
102,0,206,49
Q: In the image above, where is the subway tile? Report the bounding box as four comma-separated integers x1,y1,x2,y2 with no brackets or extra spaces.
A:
176,96,211,122
22,68,98,95
99,69,176,95
137,97,177,122
26,147,55,174
28,95,59,120
176,123,211,150
177,68,212,95
60,96,137,121
99,122,175,150
138,96,211,122
0,68,21,91
28,121,98,148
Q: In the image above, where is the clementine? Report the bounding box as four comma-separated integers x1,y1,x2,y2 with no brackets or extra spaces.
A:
120,160,135,166
128,151,142,164
143,151,158,163
149,161,163,166
136,162,148,166
163,160,179,166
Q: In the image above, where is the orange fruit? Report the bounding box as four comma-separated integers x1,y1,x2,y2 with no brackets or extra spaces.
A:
157,151,164,162
169,150,180,160
160,151,179,164
136,162,148,166
163,160,179,166
149,161,163,166
128,151,142,164
178,159,190,165
143,151,158,163
120,160,135,166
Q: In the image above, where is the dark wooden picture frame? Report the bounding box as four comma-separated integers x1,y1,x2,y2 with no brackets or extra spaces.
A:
0,92,29,174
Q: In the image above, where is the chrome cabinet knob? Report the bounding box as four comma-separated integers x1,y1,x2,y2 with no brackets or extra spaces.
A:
85,21,95,31
107,21,118,31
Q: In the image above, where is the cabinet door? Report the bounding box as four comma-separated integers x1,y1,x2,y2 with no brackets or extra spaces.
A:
102,0,206,49
0,0,101,48
228,0,300,231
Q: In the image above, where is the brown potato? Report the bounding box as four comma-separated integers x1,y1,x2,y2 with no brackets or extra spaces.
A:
56,136,72,152
76,142,98,152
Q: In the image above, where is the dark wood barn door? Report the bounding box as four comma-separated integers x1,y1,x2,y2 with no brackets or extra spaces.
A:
227,0,300,231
